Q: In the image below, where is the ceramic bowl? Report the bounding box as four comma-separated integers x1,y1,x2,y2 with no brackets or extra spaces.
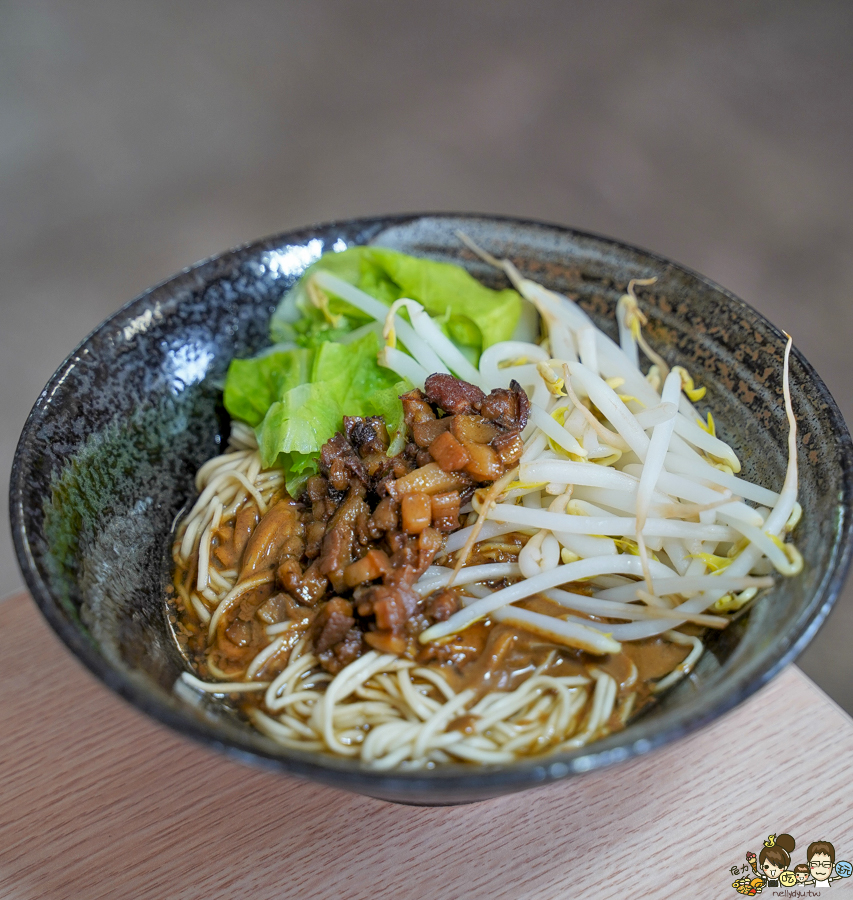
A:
10,214,853,804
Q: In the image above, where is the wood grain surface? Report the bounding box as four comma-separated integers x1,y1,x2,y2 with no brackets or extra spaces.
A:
1,592,851,900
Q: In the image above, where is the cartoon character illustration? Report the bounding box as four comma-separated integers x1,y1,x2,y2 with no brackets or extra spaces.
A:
757,833,796,888
807,840,837,887
793,863,810,884
733,834,850,893
732,875,765,895
836,860,853,879
745,837,780,879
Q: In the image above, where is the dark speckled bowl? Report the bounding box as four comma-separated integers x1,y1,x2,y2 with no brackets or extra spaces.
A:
10,214,853,805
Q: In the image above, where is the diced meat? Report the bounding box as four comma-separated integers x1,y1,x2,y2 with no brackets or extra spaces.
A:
318,486,369,592
319,521,353,591
360,447,396,483
370,496,398,533
218,582,273,662
462,442,503,481
344,548,392,587
318,626,363,674
426,590,459,622
450,414,498,444
215,632,256,666
355,504,373,546
303,520,326,559
289,560,328,606
276,557,302,593
369,582,422,633
279,592,316,625
363,630,407,655
430,491,460,532
344,416,389,456
320,432,367,491
256,593,291,625
415,447,433,468
475,380,530,431
372,453,415,498
416,527,444,576
401,492,432,534
224,618,257,647
492,431,524,466
306,475,328,503
313,597,356,653
423,373,486,415
429,431,471,472
412,417,450,447
400,389,436,427
389,462,472,498
387,537,418,572
213,503,259,568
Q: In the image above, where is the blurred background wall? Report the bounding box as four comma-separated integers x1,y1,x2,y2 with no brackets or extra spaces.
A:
2,0,851,708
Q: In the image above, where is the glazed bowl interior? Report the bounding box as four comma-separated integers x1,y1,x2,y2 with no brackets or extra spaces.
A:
10,214,853,804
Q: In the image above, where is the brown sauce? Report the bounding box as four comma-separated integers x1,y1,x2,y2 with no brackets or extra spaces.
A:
438,595,689,714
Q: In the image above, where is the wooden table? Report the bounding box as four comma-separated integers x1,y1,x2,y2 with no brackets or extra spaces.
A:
2,592,852,900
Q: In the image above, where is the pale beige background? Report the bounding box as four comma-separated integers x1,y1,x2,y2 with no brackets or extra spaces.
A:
2,1,851,709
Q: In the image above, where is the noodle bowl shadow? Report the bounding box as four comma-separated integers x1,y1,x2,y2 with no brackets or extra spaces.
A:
10,214,853,805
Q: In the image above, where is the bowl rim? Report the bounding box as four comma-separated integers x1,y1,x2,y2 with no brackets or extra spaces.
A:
10,211,853,800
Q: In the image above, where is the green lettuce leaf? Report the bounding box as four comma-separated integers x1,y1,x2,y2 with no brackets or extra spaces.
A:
311,330,396,392
270,249,372,346
258,381,345,461
255,330,408,471
360,247,521,352
363,382,407,444
270,246,521,359
223,347,313,427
